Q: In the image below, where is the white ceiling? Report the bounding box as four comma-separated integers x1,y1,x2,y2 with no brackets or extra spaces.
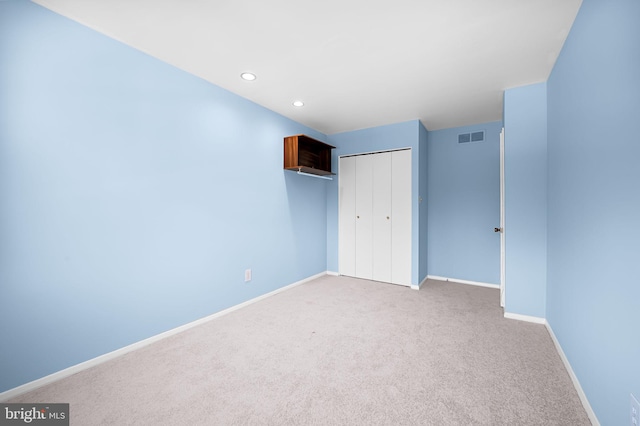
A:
33,0,582,134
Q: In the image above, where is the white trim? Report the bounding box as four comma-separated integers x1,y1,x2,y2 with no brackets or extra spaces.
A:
0,271,327,402
426,275,500,289
499,127,506,308
503,312,547,324
326,271,340,276
545,322,600,425
411,275,429,290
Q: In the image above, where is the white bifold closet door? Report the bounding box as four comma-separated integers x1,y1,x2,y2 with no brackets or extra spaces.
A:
339,149,411,286
372,152,392,283
390,149,412,285
338,155,357,278
354,154,374,279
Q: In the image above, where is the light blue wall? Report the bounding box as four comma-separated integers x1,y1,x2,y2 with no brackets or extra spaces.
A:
418,122,429,283
503,84,547,318
427,122,501,284
5,4,637,423
0,0,328,393
546,0,640,424
326,121,421,285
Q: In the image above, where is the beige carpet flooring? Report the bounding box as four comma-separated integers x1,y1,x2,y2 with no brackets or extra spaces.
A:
8,275,591,425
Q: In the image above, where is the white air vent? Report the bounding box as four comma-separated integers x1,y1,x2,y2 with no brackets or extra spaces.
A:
458,130,485,144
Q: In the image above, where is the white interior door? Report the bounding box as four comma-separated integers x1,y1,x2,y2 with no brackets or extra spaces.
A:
355,155,373,280
391,149,412,286
372,152,392,283
500,128,506,308
339,156,356,277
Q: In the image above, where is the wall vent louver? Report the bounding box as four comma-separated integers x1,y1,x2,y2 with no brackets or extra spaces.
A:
458,133,471,143
471,131,485,142
458,131,485,144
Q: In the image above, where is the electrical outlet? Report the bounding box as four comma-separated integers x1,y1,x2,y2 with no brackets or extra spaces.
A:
244,269,251,282
632,394,640,426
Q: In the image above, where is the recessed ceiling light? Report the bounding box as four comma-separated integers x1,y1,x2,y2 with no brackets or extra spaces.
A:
240,72,256,81
293,100,304,107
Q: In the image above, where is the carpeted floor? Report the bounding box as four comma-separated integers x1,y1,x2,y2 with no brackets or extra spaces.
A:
8,275,591,425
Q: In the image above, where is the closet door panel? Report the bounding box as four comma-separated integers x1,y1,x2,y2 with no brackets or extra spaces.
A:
391,150,412,286
339,156,357,277
372,152,392,283
355,155,373,280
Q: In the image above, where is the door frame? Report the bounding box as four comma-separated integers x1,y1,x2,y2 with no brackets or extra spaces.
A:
500,127,506,308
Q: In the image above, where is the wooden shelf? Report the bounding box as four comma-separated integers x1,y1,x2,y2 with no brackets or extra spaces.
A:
284,134,335,176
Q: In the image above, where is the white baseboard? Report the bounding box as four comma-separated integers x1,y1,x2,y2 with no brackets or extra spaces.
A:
0,271,326,402
545,322,600,425
326,271,340,276
503,312,547,324
427,275,500,289
411,275,429,290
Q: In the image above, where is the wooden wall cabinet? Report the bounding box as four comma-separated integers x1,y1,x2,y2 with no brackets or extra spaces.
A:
284,134,335,176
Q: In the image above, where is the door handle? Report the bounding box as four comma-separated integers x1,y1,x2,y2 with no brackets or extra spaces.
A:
494,227,503,233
